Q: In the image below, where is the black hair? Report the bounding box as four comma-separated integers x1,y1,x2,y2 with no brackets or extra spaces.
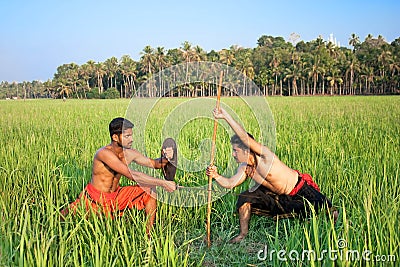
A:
230,132,255,151
109,117,134,139
230,133,258,177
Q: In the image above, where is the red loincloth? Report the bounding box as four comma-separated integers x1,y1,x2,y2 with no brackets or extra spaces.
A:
62,183,152,217
289,170,320,196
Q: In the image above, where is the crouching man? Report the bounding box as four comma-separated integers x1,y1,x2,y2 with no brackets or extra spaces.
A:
206,107,337,243
61,117,177,236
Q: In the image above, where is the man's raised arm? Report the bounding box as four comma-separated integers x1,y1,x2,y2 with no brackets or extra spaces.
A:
212,107,265,156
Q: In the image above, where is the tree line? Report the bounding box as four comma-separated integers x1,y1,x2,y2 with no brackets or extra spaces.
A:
1,33,399,99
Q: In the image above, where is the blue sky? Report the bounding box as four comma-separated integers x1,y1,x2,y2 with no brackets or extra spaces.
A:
1,0,399,82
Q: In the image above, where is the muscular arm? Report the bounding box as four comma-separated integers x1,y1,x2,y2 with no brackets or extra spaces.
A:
123,148,171,169
213,107,274,158
206,164,247,189
96,149,176,191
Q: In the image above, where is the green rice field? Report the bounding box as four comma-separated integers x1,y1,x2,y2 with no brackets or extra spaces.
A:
0,96,399,266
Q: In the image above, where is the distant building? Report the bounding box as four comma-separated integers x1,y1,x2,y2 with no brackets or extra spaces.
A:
328,33,341,47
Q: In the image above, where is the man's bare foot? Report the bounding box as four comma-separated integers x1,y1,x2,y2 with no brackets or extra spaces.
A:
229,234,246,244
327,207,339,224
332,209,339,224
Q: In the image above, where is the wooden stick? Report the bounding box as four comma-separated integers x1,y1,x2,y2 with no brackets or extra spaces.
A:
207,70,223,247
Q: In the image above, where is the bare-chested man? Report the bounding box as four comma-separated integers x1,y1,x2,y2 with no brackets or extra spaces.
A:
61,117,177,235
206,107,337,243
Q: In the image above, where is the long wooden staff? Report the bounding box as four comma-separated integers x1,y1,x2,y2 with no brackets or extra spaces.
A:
207,71,223,247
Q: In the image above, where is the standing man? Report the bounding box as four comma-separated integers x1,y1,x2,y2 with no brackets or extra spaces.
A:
206,107,337,243
61,117,177,235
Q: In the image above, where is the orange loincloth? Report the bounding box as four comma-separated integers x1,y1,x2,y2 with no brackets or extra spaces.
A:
62,183,152,217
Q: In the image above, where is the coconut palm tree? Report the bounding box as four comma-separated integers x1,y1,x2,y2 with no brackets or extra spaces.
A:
378,50,393,93
180,41,195,91
255,68,270,96
140,45,155,97
389,58,400,93
360,66,375,94
193,45,207,61
307,54,324,95
219,48,235,66
79,63,93,97
104,57,119,90
94,62,105,94
140,45,155,74
154,47,169,95
326,65,343,95
345,52,360,95
57,80,72,98
120,55,137,98
235,51,255,96
270,51,283,95
349,33,360,52
284,64,302,96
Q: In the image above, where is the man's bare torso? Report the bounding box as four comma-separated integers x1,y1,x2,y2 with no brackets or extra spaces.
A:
251,154,298,195
91,145,124,193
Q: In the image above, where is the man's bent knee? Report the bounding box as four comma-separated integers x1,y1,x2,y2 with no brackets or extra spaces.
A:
238,202,251,211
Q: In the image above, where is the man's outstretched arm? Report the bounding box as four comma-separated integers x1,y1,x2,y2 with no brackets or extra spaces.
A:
96,149,176,192
123,147,173,169
206,164,247,189
213,107,273,157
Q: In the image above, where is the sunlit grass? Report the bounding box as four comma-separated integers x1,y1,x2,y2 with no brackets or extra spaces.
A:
0,96,399,266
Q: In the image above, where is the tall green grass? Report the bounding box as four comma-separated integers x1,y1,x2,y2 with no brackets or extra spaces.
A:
0,96,399,266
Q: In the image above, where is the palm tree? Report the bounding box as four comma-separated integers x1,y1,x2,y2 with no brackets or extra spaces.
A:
349,33,360,52
345,52,360,94
140,45,155,74
193,45,207,61
326,65,343,95
326,42,340,61
255,68,270,96
219,48,236,87
307,54,323,95
120,55,137,98
366,34,374,41
180,41,195,91
154,47,169,96
154,47,168,72
389,59,400,93
167,48,184,65
79,63,93,97
85,60,97,89
52,63,79,98
68,63,80,98
94,62,105,94
236,51,255,96
207,50,219,62
219,48,235,66
57,79,72,98
180,41,194,63
104,57,119,90
360,66,375,94
140,45,155,97
43,79,55,98
377,50,393,93
270,51,282,95
286,64,303,96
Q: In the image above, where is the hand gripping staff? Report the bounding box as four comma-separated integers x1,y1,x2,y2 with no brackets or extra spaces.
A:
207,71,223,247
